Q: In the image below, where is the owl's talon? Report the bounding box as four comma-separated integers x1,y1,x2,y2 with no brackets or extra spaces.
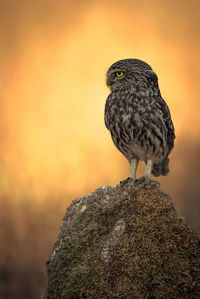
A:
120,177,135,185
136,176,160,188
135,176,148,186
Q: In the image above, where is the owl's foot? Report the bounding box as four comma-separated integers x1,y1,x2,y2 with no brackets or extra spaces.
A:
136,176,160,188
120,177,136,185
135,176,149,186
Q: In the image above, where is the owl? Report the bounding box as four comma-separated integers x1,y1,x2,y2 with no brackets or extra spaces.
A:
104,59,175,185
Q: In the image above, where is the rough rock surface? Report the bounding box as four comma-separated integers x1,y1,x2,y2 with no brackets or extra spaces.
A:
45,180,200,298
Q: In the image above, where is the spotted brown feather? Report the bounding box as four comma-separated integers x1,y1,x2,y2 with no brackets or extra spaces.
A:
104,59,175,182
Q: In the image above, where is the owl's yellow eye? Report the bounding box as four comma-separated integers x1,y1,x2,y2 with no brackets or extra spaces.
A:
116,71,124,77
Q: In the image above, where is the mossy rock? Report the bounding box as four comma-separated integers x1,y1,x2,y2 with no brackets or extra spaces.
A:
45,180,200,298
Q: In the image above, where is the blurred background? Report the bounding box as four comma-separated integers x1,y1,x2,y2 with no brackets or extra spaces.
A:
0,0,199,298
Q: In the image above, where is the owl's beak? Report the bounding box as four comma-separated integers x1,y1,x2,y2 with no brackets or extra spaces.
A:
106,77,112,87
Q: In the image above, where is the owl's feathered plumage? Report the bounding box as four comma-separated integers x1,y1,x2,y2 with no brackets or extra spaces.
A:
104,59,175,184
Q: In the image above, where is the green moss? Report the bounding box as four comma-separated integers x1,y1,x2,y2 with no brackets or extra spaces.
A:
45,181,200,298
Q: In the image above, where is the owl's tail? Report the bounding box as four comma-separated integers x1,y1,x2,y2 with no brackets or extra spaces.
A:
152,157,169,177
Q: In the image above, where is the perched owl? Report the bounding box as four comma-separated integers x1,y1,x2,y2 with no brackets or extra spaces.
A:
104,59,175,185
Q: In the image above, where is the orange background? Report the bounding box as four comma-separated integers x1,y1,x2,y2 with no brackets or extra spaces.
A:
0,1,200,298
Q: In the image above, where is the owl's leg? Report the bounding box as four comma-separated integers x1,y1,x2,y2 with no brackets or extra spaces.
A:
144,159,153,185
120,158,138,185
129,158,138,182
137,159,159,187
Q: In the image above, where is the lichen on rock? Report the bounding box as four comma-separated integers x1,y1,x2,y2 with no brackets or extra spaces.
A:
45,180,200,298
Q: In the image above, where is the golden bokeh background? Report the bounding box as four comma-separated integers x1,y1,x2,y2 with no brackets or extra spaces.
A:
0,1,200,298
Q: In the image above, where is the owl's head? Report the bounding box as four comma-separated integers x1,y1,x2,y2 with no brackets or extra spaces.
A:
106,59,158,93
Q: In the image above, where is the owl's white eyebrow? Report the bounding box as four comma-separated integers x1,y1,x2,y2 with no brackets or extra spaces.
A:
108,69,124,75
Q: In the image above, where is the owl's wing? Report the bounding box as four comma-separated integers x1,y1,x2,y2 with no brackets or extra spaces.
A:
104,94,112,130
158,97,175,154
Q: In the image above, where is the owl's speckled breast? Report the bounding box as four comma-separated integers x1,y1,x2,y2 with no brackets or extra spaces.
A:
105,90,169,163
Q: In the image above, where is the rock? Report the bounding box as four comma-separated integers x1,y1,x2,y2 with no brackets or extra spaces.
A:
45,180,200,298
